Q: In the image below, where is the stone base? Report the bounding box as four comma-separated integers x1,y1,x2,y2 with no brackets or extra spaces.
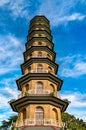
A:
18,126,62,130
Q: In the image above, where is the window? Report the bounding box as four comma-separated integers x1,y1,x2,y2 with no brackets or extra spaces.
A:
38,34,42,37
52,108,58,121
25,84,29,91
35,107,44,125
47,54,51,59
37,64,43,73
38,42,42,46
50,84,55,93
24,69,28,74
36,82,43,94
38,28,42,30
38,51,42,57
48,66,52,73
22,109,26,120
30,53,32,57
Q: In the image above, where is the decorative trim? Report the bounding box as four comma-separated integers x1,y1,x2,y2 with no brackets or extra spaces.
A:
10,96,69,112
16,73,63,91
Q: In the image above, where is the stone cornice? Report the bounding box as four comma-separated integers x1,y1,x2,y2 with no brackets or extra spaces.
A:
16,73,63,91
21,58,58,75
10,96,69,112
30,15,49,24
23,46,56,62
25,37,54,49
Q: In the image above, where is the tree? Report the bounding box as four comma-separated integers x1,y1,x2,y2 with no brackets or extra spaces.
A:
0,113,86,130
62,112,86,130
0,115,17,130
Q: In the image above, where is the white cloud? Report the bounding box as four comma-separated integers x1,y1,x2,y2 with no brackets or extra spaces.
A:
5,87,19,98
0,86,19,107
38,0,86,26
0,0,32,20
57,13,86,23
67,109,86,122
0,109,17,125
68,13,85,21
0,94,9,108
0,0,86,25
0,34,24,75
0,84,19,124
58,54,86,77
62,91,86,107
61,91,86,121
0,77,15,87
0,0,10,6
0,87,19,124
0,78,19,124
9,0,31,19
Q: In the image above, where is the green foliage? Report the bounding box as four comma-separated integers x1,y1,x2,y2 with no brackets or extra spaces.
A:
0,115,18,130
62,112,86,130
63,99,71,104
0,113,86,130
50,92,54,96
8,99,16,104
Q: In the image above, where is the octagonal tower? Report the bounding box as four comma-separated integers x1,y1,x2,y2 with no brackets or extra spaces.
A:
9,15,69,130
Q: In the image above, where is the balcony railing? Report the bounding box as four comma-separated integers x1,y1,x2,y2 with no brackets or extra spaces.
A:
26,55,52,60
24,68,55,76
18,89,61,99
30,69,48,73
16,118,64,128
31,55,47,58
18,89,50,98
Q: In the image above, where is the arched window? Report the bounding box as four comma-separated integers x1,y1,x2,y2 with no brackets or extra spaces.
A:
38,42,42,46
24,69,28,74
38,34,42,37
25,84,29,91
37,64,43,73
28,66,31,73
52,108,58,121
48,66,52,73
38,51,42,57
26,55,29,60
22,108,26,120
38,28,42,30
47,54,50,59
30,53,32,57
50,84,55,93
36,82,43,94
35,107,44,125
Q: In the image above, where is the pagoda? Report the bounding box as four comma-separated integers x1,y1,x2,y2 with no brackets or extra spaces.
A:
9,15,69,130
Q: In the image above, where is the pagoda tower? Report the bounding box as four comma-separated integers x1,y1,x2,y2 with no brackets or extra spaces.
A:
9,15,69,130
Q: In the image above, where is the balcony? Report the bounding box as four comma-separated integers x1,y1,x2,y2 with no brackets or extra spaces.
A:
18,89,61,99
23,69,55,76
18,89,50,98
31,55,47,58
30,69,49,73
26,55,52,60
16,118,64,128
28,30,52,41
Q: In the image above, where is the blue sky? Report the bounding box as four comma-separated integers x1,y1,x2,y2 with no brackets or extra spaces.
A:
0,0,86,124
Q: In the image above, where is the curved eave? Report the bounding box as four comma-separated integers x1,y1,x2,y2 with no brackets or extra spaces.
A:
21,58,58,75
26,37,54,50
29,24,51,34
10,96,69,112
23,46,56,62
28,30,52,39
16,73,63,91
